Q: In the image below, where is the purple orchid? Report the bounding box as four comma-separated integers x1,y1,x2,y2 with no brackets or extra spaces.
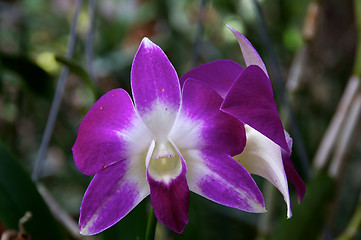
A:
72,38,266,235
180,25,305,218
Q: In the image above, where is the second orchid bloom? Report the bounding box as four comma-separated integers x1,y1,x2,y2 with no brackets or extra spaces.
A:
72,26,305,235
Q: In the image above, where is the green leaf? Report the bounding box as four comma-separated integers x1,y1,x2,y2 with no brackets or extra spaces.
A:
271,173,335,240
0,53,53,98
55,56,100,97
0,143,65,240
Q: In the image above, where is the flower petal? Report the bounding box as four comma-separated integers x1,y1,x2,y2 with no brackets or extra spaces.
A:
226,24,269,77
170,79,246,156
221,65,289,152
72,89,152,175
234,125,292,218
147,144,189,233
131,37,180,139
282,131,306,203
79,154,150,235
185,149,265,213
179,60,243,98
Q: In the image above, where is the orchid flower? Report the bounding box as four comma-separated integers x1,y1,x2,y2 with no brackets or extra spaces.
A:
180,25,305,218
72,38,266,235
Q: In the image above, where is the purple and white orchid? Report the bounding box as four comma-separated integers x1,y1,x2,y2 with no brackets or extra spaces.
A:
180,25,305,218
72,37,267,235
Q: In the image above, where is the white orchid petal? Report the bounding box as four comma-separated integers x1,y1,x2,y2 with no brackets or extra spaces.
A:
235,125,292,218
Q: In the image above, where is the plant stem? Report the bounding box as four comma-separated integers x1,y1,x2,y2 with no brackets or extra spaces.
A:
314,0,361,171
37,183,82,239
32,0,83,182
313,75,360,170
145,206,157,240
328,94,361,178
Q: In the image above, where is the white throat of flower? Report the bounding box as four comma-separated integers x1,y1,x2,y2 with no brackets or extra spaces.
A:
147,141,182,184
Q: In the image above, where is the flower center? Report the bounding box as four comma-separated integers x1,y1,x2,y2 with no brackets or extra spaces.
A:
148,141,182,183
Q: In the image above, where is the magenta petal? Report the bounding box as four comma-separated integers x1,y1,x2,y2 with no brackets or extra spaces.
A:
79,158,149,235
282,133,305,202
147,156,189,233
221,65,289,152
283,155,305,203
170,79,246,156
179,60,244,98
73,89,143,175
186,149,265,213
131,37,180,118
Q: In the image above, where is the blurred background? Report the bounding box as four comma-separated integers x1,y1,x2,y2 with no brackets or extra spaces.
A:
0,0,360,239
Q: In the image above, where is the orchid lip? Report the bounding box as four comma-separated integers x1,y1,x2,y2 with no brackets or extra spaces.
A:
147,140,182,184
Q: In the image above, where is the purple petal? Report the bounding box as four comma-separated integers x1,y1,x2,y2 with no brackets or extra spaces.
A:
79,157,149,235
72,89,152,175
131,38,180,137
170,79,246,157
282,131,306,203
179,60,244,98
283,157,305,203
185,149,265,213
147,149,189,233
226,25,269,77
221,65,289,152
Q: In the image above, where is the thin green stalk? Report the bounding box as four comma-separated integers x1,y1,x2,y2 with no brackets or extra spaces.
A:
145,206,157,240
32,0,83,182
